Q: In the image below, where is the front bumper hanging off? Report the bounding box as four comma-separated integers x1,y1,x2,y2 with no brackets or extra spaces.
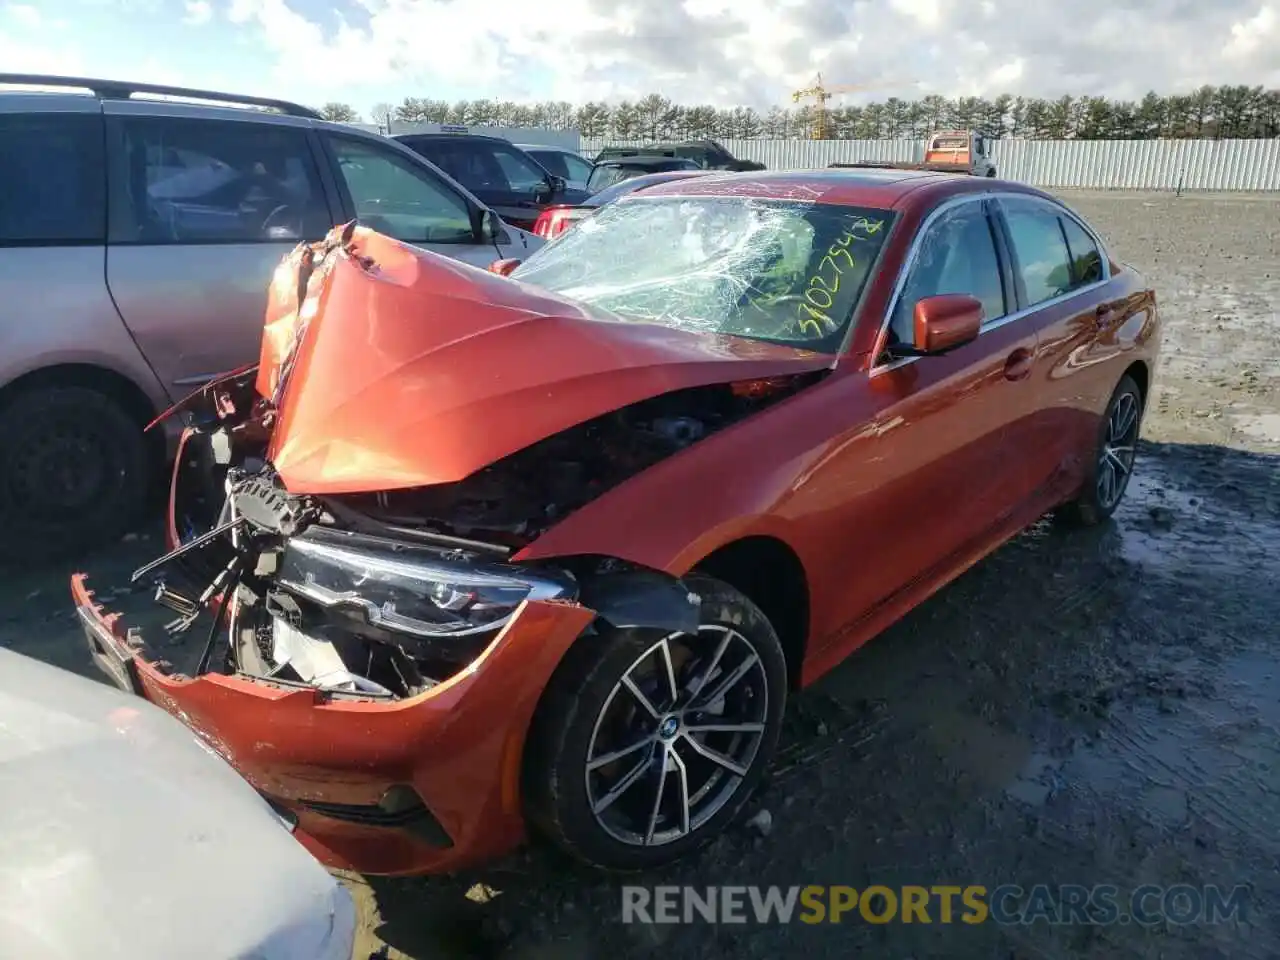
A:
71,574,594,876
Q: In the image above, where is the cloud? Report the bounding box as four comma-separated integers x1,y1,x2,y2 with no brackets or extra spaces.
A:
0,33,83,76
1226,4,1277,57
4,3,41,28
16,0,1280,107
183,0,212,25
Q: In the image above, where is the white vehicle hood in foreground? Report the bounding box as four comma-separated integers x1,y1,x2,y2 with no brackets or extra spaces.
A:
0,650,354,960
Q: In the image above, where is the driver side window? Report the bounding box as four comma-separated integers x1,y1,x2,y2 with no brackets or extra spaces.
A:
888,201,1007,345
329,137,474,244
112,117,331,245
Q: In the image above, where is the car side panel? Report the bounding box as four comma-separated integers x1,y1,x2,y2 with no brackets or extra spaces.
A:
992,196,1161,511
825,318,1041,631
1024,268,1160,509
0,246,170,410
107,243,303,392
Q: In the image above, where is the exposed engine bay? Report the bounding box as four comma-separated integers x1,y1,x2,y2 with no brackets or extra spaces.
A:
144,366,824,702
334,373,826,548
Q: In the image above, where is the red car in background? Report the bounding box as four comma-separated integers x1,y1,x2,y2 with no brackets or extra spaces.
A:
73,169,1160,877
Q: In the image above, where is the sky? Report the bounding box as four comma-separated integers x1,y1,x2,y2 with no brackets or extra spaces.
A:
1,0,1277,118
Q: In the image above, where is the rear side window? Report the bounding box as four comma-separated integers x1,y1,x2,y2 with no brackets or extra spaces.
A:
0,113,105,245
1001,199,1074,306
674,146,707,165
1059,214,1104,286
111,116,330,245
587,164,627,193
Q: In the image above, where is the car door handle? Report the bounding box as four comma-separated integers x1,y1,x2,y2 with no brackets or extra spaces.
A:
1004,347,1034,381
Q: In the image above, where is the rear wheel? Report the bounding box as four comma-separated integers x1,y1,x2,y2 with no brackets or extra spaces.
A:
524,574,787,870
0,386,151,561
1056,374,1143,527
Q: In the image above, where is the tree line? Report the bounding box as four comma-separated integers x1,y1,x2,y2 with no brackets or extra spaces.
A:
318,85,1280,140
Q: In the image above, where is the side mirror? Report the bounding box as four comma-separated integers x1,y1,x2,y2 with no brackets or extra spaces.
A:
475,208,507,244
549,174,567,194
488,258,522,277
912,294,983,354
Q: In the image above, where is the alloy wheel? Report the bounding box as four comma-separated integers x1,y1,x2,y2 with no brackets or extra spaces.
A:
584,626,769,847
1097,390,1139,510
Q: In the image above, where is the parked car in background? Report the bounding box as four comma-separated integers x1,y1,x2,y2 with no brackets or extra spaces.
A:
531,168,713,239
393,133,590,230
0,648,354,959
73,168,1160,877
0,73,540,561
594,138,766,171
586,155,702,194
517,143,595,190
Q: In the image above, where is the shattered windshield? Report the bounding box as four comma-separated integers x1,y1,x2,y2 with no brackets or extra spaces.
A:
509,196,894,351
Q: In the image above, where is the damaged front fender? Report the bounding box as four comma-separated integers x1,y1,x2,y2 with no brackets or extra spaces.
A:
575,566,702,635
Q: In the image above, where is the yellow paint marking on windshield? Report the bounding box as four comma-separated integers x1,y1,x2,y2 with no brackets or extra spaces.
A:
797,302,829,336
794,217,888,335
745,215,889,339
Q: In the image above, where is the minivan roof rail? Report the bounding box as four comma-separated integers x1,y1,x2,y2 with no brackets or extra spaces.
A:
0,73,323,119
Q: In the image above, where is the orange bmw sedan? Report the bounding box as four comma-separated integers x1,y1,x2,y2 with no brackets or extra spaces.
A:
73,169,1160,876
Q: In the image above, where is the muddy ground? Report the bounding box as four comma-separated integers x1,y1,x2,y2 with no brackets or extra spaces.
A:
2,190,1277,959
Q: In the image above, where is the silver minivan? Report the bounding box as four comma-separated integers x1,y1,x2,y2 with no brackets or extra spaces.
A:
0,74,541,560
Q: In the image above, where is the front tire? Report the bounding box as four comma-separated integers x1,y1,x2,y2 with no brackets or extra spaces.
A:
524,574,787,871
1056,374,1143,527
0,386,151,561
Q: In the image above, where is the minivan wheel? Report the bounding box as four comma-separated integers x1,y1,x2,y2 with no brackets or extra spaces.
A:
0,386,150,561
524,574,787,871
1056,374,1143,527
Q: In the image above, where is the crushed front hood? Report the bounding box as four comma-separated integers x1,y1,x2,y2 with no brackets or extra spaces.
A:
258,225,832,495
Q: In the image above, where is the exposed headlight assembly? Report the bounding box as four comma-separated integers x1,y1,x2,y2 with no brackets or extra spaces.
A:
276,527,575,638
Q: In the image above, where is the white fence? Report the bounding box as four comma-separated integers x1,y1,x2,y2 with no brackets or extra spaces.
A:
580,138,1280,191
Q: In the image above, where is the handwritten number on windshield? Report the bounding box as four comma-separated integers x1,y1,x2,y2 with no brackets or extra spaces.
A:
796,220,885,336
797,236,853,334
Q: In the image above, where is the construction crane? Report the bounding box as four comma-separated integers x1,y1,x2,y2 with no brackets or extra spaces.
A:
791,74,917,140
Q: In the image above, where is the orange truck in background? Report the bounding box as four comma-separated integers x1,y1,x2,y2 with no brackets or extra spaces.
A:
831,129,998,177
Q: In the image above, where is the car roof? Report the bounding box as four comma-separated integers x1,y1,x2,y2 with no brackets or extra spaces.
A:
628,168,1035,209
393,133,512,145
0,72,322,120
598,155,698,168
517,144,571,152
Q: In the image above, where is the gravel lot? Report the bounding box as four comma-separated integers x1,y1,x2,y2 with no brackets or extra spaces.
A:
2,190,1277,960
